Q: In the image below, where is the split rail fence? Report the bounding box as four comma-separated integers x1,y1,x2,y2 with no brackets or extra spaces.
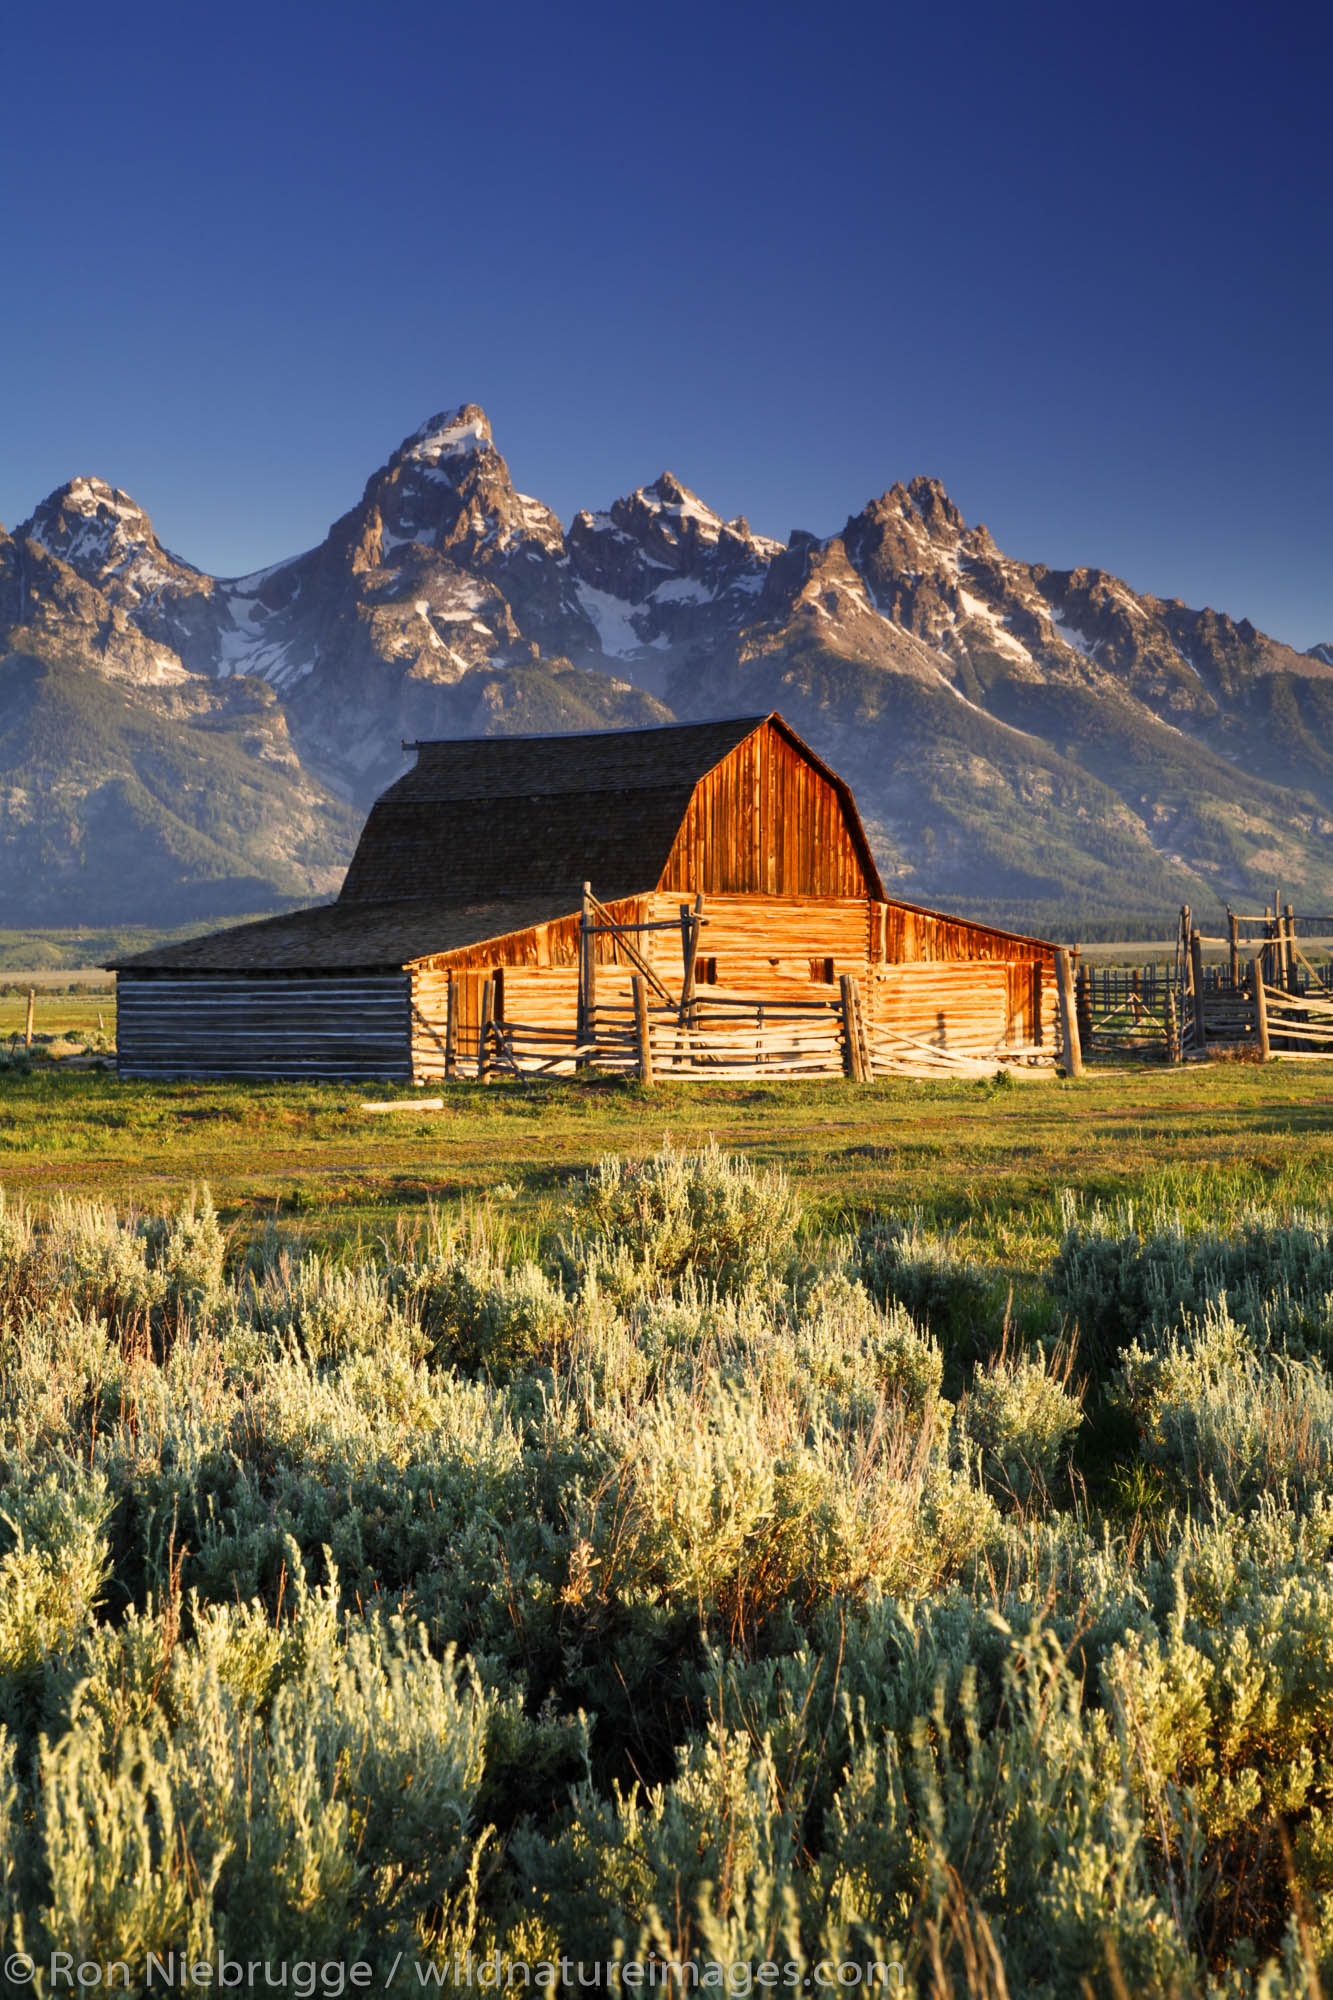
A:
474,983,1060,1085
456,886,1068,1086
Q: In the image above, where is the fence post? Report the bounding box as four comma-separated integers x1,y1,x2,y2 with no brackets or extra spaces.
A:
1189,931,1207,1057
1075,964,1093,1053
24,989,34,1052
632,975,654,1086
855,979,873,1080
1284,904,1298,993
1165,983,1180,1063
577,883,596,1067
443,978,457,1080
676,893,704,1062
477,977,494,1082
839,974,865,1080
1251,955,1270,1061
1227,909,1239,989
1054,947,1084,1078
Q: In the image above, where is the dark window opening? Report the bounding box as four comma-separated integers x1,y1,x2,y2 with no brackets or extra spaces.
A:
697,956,719,985
810,956,836,984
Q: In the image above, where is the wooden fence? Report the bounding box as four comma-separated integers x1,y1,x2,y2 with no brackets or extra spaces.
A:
473,974,1060,1084
1073,902,1333,1065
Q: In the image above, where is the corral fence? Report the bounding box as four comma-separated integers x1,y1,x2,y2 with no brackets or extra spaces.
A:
469,887,1064,1085
443,891,1333,1086
1074,899,1333,1064
477,980,1059,1084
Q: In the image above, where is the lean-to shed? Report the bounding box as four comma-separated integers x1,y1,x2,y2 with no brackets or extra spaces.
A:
111,712,1057,1080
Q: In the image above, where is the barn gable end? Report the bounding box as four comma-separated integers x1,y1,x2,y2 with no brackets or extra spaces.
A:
658,717,879,899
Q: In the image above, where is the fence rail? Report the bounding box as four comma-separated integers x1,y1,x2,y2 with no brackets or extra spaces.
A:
474,979,1057,1084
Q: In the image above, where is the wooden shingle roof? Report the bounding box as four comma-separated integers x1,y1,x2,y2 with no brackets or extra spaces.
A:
110,896,580,973
337,715,769,906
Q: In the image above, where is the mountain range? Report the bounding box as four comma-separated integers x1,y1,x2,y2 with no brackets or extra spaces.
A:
3,403,1331,934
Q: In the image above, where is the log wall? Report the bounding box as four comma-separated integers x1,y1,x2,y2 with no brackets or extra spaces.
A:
407,890,1055,1080
116,975,412,1080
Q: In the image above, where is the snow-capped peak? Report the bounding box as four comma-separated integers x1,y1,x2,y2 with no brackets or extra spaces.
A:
638,471,723,538
30,476,154,547
21,476,192,595
401,405,494,469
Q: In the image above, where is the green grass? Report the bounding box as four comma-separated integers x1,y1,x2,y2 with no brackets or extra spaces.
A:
0,989,114,1042
2,1061,1331,1263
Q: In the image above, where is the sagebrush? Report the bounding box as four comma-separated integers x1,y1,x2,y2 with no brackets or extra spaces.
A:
0,1152,1329,1994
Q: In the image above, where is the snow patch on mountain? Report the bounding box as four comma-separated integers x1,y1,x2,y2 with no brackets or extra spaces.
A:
405,410,492,465
957,590,1033,663
1050,610,1097,658
575,582,643,658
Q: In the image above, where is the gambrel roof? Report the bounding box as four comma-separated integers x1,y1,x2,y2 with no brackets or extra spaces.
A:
113,713,886,971
337,713,883,906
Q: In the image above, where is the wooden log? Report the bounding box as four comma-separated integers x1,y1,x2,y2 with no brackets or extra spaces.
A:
1228,909,1240,989
1075,965,1093,1052
857,983,873,1078
1054,947,1084,1077
839,973,865,1080
1285,903,1298,993
477,978,495,1082
443,978,457,1080
1190,930,1207,1055
577,883,596,1066
632,975,654,1086
362,1098,445,1114
1165,983,1180,1062
1252,956,1270,1060
24,989,34,1051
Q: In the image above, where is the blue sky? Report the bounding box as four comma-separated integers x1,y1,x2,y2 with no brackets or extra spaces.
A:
3,0,1329,645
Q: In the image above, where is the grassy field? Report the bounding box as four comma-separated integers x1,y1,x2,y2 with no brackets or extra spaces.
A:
0,985,113,1049
4,1062,1333,1987
0,1060,1330,1256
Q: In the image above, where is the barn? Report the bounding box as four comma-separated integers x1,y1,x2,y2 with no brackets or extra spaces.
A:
111,712,1058,1081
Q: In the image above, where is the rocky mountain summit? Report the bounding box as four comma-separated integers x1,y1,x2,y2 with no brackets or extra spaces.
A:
4,404,1331,929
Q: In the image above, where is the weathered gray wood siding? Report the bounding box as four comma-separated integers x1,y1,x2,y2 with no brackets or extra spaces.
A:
116,975,412,1080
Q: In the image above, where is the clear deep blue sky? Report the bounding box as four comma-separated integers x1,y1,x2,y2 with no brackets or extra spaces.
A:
3,0,1329,644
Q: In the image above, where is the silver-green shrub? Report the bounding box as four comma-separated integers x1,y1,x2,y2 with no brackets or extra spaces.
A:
0,1158,1330,1991
957,1346,1083,1502
557,1139,800,1297
1122,1303,1333,1513
1051,1191,1333,1360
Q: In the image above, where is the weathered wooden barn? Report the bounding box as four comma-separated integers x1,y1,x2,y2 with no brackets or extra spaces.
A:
112,713,1057,1080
